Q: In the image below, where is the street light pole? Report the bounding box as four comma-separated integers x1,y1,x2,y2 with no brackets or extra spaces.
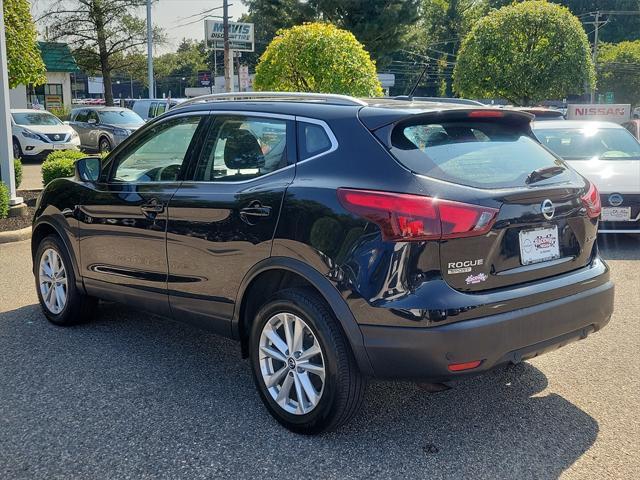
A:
223,0,232,92
591,11,601,103
147,0,154,99
0,0,21,206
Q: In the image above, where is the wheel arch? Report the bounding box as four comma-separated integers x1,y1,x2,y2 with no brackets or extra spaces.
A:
32,218,83,292
233,257,374,376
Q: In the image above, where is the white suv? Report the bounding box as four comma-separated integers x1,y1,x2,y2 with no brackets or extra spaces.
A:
11,109,80,159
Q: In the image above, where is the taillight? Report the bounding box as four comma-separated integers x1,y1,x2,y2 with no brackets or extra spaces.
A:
467,110,504,118
337,188,499,242
580,182,601,219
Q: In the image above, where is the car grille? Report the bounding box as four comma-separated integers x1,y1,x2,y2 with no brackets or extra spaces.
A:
44,133,70,142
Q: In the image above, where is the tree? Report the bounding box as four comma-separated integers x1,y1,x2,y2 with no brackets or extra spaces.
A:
597,40,640,105
488,1,640,43
453,1,595,105
43,0,164,105
412,0,487,96
241,0,420,67
254,23,382,97
4,0,46,88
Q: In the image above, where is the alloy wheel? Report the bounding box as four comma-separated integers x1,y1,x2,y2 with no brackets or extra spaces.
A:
259,312,326,415
39,248,67,314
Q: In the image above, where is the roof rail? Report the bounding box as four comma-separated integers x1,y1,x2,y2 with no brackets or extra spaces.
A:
175,91,368,109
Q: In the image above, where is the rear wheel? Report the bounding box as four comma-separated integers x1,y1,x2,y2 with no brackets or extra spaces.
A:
35,235,97,326
98,137,112,153
250,288,365,434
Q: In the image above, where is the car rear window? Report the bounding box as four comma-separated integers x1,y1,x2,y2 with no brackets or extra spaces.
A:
390,120,567,188
534,126,640,160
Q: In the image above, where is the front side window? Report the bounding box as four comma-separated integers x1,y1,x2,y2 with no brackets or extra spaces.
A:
73,110,88,123
534,127,640,160
112,116,203,183
193,115,289,182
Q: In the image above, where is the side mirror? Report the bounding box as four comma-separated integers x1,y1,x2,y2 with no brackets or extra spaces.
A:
88,118,97,125
75,157,101,183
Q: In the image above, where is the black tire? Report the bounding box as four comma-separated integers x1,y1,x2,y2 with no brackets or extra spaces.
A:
34,235,97,326
249,288,365,434
12,138,22,159
98,137,112,153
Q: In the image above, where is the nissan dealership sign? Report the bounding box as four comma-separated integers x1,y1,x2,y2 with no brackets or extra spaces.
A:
566,104,631,124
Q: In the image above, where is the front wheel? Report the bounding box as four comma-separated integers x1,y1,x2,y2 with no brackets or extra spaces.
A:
250,288,365,434
13,138,22,159
98,137,112,153
35,235,97,326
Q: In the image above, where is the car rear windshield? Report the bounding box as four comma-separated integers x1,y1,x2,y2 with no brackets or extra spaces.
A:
390,120,567,188
12,112,61,126
98,110,144,126
534,126,640,160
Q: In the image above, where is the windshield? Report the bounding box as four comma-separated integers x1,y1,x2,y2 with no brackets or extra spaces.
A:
534,127,640,160
98,110,144,126
12,112,62,126
390,120,568,188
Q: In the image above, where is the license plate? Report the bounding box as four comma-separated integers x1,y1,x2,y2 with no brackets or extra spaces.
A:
519,226,561,265
52,144,70,150
601,207,631,222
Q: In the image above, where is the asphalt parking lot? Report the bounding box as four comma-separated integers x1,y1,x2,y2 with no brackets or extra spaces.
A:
1,235,638,479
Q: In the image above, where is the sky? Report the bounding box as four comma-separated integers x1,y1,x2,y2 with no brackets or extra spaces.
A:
32,0,248,53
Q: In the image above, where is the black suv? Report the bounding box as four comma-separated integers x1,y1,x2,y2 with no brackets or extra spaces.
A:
32,93,614,434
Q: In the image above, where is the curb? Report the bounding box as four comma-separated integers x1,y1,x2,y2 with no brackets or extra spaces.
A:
0,226,32,244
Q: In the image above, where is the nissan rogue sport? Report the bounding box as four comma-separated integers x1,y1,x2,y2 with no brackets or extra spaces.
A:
32,93,614,434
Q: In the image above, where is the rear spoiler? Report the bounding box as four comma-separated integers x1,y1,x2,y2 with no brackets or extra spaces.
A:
367,108,534,149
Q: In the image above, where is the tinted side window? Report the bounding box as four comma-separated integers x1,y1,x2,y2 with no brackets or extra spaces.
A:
297,122,333,160
112,116,203,183
193,115,289,182
74,110,88,122
148,103,156,118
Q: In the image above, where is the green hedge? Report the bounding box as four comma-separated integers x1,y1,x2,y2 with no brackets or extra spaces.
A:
14,158,22,188
0,182,8,219
41,150,87,185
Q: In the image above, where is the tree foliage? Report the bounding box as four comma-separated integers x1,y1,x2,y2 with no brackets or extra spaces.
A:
598,40,640,106
43,0,165,105
3,0,46,88
454,1,595,105
241,0,420,67
254,23,382,96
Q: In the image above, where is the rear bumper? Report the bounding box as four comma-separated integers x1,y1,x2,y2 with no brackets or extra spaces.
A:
361,280,614,380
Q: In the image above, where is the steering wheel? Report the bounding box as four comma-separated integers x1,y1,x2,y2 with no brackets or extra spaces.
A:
155,164,181,181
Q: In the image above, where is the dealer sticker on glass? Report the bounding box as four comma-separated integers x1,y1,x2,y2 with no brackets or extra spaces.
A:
519,226,560,265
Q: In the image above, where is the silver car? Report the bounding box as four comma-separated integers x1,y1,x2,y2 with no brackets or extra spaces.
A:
69,107,144,153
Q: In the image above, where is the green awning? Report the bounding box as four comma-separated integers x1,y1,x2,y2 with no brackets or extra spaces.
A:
38,42,79,72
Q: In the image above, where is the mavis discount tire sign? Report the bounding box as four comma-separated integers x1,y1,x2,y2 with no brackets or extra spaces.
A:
566,104,631,124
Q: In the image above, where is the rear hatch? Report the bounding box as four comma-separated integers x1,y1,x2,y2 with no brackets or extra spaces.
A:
373,109,600,292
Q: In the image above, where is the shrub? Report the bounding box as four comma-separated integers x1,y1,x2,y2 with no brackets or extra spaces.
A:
41,150,86,185
49,106,71,121
0,182,9,219
13,158,22,188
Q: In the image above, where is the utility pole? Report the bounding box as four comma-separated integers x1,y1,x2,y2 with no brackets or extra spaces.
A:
223,0,232,92
590,11,601,103
147,0,154,99
0,0,21,207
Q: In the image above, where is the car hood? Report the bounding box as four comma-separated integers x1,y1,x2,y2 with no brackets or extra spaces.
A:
15,124,74,135
566,158,640,194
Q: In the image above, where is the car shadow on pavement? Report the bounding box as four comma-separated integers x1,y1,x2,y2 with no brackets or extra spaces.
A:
0,303,598,480
598,234,640,261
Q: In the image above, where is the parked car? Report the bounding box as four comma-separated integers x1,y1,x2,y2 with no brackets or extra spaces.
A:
69,107,144,153
11,109,79,159
533,120,640,234
622,119,640,140
632,106,639,119
33,92,614,434
131,98,186,121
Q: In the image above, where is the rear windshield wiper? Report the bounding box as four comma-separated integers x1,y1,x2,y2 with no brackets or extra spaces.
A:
526,165,566,184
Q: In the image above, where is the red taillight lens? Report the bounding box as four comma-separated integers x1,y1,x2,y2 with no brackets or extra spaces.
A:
580,182,601,219
448,360,482,372
337,188,499,242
